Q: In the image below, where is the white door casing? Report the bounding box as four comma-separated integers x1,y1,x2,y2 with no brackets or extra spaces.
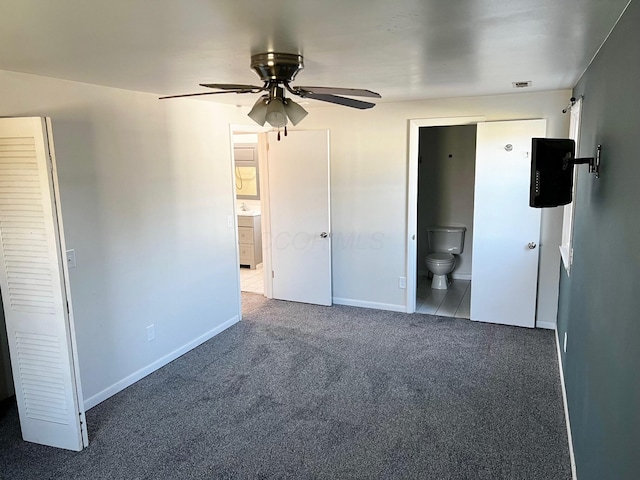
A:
406,116,486,313
267,130,332,306
0,117,87,451
560,97,583,274
470,119,547,328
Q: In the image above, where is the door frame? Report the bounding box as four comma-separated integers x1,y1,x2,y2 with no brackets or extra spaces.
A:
46,118,88,448
229,126,333,305
228,124,271,312
406,116,486,313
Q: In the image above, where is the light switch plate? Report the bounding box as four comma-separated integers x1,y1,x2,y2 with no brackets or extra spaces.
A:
66,249,76,268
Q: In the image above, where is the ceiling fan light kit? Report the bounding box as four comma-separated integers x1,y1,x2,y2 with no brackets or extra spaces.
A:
283,98,308,126
247,96,269,126
265,98,288,128
160,52,381,137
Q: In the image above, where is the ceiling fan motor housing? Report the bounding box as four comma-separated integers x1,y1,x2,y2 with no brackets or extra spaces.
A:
251,52,304,83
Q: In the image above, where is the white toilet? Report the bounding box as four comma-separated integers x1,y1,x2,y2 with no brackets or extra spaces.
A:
425,226,466,290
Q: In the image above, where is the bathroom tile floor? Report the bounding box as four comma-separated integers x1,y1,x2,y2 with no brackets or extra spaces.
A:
416,276,471,319
240,264,264,295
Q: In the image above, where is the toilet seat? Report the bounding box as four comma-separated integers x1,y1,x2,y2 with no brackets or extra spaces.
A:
426,252,454,265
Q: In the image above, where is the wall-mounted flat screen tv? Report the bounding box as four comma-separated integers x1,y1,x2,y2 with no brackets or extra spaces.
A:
530,138,575,208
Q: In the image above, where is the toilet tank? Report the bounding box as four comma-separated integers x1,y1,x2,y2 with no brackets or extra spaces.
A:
427,226,466,254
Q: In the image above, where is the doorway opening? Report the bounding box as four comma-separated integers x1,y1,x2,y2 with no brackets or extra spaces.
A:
407,116,484,314
232,132,266,296
416,125,477,318
230,128,333,308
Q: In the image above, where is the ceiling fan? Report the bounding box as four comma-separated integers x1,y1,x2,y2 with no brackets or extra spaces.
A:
160,52,381,136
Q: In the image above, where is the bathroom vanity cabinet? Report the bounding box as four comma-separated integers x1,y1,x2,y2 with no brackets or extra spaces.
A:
238,214,262,269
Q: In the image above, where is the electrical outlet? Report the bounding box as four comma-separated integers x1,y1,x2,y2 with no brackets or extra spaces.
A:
66,249,76,268
147,324,155,342
398,276,406,289
563,332,568,353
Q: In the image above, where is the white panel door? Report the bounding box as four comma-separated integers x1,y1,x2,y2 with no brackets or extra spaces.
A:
0,117,87,450
267,130,331,306
471,119,546,328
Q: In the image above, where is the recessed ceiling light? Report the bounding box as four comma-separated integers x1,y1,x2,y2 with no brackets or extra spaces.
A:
513,81,532,88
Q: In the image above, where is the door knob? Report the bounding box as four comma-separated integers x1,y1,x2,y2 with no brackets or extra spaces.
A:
320,232,328,238
528,242,537,249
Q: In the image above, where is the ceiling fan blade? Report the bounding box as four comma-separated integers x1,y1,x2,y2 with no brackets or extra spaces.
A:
199,83,264,92
296,86,381,98
303,92,376,109
159,91,237,100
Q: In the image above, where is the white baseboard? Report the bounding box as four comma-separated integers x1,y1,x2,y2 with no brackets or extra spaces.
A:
555,329,578,480
536,320,557,330
452,273,472,281
417,270,472,281
83,315,240,410
332,297,407,313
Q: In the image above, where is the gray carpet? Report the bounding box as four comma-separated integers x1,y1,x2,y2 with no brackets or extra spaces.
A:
0,293,571,479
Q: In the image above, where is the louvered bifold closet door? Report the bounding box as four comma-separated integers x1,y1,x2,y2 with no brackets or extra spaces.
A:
0,117,86,451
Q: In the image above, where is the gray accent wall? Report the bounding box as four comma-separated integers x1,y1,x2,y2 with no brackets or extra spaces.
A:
557,2,640,478
417,125,477,277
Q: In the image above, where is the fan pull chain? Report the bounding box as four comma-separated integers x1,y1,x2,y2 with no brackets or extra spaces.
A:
276,126,289,141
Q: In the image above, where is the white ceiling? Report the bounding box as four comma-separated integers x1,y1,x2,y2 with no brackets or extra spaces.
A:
0,0,630,106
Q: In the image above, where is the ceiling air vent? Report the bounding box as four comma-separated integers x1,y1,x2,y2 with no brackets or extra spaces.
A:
512,81,532,88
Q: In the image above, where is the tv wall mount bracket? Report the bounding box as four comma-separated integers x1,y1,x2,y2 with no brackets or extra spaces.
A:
565,144,602,178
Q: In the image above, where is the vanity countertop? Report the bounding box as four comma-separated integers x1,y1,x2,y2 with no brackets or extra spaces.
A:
238,210,260,217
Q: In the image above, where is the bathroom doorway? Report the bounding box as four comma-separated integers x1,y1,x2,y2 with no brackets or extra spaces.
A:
408,118,548,327
415,125,477,318
233,132,266,296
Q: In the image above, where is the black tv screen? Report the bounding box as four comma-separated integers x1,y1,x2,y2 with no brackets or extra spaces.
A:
530,138,575,208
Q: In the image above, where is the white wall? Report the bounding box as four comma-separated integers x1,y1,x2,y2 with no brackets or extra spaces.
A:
297,90,570,325
0,69,569,413
0,70,251,408
418,125,477,278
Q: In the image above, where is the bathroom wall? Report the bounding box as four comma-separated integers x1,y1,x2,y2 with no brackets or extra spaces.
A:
417,125,477,278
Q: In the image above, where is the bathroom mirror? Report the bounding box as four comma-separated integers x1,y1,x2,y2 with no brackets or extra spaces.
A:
234,143,260,200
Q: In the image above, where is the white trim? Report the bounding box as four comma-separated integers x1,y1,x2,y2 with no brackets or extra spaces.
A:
83,315,240,410
536,320,556,330
555,329,578,480
332,297,407,313
451,273,472,281
407,116,486,313
45,117,89,448
559,245,572,275
560,97,582,275
418,271,472,281
257,133,273,299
